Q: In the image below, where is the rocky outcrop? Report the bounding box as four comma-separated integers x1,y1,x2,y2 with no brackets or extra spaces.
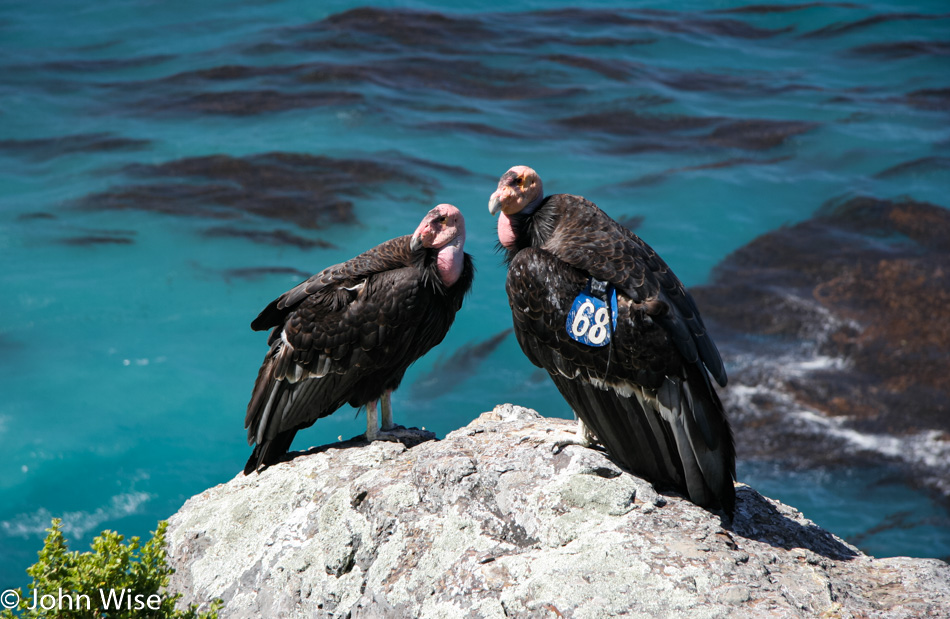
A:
166,405,950,618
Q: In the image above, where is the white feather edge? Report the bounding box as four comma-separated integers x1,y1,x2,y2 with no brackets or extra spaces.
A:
256,333,334,444
278,331,334,383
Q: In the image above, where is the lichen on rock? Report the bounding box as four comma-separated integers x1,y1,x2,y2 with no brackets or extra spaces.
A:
166,404,950,618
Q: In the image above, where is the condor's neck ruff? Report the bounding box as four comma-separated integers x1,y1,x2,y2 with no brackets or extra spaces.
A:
435,231,465,287
498,195,543,250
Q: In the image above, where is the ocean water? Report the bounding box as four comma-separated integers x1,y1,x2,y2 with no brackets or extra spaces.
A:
1,0,949,586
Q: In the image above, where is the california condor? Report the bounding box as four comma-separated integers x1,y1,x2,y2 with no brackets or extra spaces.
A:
244,204,474,474
489,166,735,516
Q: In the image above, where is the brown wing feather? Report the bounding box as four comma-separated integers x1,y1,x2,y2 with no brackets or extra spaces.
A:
251,235,416,334
540,194,726,387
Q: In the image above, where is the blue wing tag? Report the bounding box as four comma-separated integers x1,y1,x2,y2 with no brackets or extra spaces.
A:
566,277,618,347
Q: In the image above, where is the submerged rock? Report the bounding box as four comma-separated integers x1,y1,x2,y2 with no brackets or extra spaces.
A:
693,195,950,500
166,405,949,618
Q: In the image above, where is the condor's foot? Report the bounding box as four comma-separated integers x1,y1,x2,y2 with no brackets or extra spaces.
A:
361,399,436,446
360,424,436,448
365,425,406,442
550,417,600,454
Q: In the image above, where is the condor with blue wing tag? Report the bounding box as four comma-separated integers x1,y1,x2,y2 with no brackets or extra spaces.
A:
566,277,618,347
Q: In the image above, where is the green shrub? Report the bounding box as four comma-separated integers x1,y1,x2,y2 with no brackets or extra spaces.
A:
1,519,220,619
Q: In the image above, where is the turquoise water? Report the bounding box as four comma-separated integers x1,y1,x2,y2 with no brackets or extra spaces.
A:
2,0,949,585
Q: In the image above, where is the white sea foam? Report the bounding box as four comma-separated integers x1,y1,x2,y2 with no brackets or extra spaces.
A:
0,492,151,539
788,409,902,456
120,356,166,367
789,355,849,373
787,409,950,478
775,291,861,344
725,338,950,496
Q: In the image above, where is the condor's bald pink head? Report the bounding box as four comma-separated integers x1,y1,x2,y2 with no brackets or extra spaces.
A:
488,165,543,217
488,165,543,249
410,203,465,251
410,203,466,286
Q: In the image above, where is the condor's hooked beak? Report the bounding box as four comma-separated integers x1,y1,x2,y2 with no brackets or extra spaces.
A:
489,188,505,215
409,234,424,251
488,192,502,216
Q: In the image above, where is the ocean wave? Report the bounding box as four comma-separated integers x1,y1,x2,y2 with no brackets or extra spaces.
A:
730,365,950,499
0,492,152,540
787,407,950,477
721,328,950,501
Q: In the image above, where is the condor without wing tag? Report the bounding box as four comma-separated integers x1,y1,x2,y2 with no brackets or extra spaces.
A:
566,277,618,347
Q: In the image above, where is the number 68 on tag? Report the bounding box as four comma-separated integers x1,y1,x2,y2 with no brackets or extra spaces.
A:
566,280,618,347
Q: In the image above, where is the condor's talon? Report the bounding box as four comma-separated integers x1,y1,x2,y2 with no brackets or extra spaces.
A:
365,391,404,442
550,435,593,454
549,419,598,454
364,427,404,443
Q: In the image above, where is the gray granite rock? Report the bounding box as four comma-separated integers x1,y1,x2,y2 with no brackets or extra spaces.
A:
166,405,950,618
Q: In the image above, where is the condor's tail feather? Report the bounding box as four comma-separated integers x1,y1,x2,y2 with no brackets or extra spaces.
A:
243,429,297,475
675,362,736,516
242,342,317,475
550,367,735,517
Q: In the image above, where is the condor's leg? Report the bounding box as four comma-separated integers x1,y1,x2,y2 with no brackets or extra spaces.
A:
365,398,380,440
380,389,395,430
365,390,400,441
